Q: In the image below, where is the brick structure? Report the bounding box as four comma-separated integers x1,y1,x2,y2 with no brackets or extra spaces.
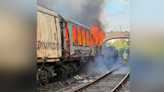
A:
103,32,130,42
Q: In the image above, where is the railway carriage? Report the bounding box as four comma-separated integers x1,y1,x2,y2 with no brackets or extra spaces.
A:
37,5,101,85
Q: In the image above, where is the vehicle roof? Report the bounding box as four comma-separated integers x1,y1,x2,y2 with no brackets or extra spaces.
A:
37,5,91,32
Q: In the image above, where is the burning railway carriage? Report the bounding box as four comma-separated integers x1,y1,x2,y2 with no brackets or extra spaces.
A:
37,5,101,85
61,17,96,59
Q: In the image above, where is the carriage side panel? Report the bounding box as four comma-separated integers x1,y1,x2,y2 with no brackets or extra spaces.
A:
37,11,61,60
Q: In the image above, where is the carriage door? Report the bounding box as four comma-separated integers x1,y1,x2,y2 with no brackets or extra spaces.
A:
64,22,70,57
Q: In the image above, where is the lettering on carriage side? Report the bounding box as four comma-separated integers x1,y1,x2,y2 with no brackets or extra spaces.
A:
46,42,50,49
37,42,41,49
53,43,56,50
48,43,51,49
44,42,47,49
37,42,57,50
73,49,92,54
42,42,45,49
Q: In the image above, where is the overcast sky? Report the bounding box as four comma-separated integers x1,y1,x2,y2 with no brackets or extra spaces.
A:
101,0,130,32
37,0,130,32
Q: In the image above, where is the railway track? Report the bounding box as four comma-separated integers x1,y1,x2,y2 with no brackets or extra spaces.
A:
37,61,128,92
111,71,130,92
58,63,127,92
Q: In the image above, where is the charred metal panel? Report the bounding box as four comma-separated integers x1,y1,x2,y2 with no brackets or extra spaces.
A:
91,45,95,56
61,22,70,58
66,22,93,58
67,22,74,55
63,17,90,30
62,22,67,56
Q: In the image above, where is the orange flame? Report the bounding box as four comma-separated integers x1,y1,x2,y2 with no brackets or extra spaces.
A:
83,29,86,46
87,31,90,46
91,23,105,46
78,28,82,45
72,26,77,44
91,24,99,39
99,31,105,46
65,22,70,56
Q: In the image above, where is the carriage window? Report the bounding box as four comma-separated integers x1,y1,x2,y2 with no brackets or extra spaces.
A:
65,22,69,41
72,26,77,44
78,28,82,45
87,31,90,46
82,29,86,46
65,22,70,56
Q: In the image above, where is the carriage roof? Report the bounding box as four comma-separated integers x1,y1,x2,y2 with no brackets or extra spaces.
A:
37,5,92,33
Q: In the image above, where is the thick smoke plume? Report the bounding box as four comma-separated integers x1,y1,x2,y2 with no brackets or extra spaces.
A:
37,0,106,30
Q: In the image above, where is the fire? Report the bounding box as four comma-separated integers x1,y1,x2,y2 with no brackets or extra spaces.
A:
72,26,77,44
99,31,105,46
78,28,82,45
91,24,99,39
83,29,86,46
91,23,105,46
65,22,70,56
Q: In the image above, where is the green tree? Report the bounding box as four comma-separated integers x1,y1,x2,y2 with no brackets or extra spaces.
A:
127,47,130,54
119,48,126,56
105,40,113,47
127,40,130,46
105,38,130,55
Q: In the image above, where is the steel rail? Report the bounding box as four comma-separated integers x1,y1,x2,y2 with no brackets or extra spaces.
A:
71,63,125,92
111,71,130,92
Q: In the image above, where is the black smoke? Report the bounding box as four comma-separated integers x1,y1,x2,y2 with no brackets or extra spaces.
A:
37,0,106,30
